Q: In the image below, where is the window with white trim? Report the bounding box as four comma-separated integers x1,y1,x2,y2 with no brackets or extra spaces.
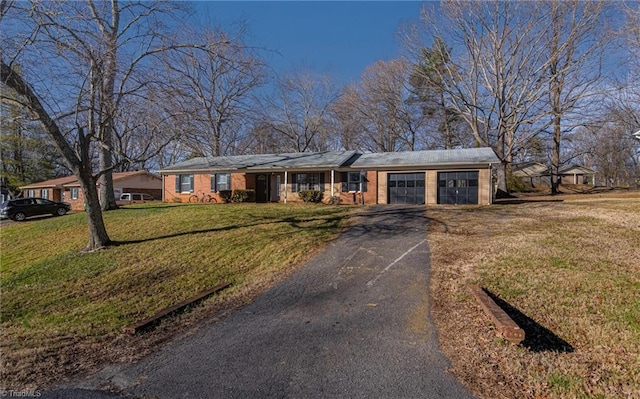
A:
41,189,49,199
342,171,368,192
71,188,79,199
292,173,324,192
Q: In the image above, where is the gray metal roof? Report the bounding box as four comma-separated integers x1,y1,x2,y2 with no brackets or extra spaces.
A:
158,148,499,174
159,151,358,173
350,147,499,168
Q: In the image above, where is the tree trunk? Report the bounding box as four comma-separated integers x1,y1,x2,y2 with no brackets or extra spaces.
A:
551,115,561,195
79,172,111,251
99,146,117,210
97,0,119,210
1,60,111,251
496,161,508,196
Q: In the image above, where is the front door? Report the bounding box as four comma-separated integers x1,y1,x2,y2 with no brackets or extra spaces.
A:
255,174,269,203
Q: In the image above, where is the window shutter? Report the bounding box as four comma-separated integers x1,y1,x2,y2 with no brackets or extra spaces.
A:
189,175,195,192
341,172,348,192
175,175,180,193
320,173,325,192
361,171,368,192
211,174,216,192
291,173,297,192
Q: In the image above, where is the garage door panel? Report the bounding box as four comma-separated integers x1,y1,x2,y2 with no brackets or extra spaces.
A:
388,173,425,205
437,171,479,205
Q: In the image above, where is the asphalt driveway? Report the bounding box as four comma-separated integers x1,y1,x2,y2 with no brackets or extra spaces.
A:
48,206,474,399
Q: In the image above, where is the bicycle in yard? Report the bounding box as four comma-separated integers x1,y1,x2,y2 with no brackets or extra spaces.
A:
188,190,217,203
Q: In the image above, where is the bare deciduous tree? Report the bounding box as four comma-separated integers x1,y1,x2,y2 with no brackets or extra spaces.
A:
166,27,267,157
413,1,555,194
334,59,425,152
542,0,612,194
409,1,618,194
258,69,338,152
2,61,112,249
25,0,201,209
1,0,201,250
574,123,639,187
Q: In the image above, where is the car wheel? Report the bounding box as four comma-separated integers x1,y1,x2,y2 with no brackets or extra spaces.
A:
13,212,27,221
56,207,67,216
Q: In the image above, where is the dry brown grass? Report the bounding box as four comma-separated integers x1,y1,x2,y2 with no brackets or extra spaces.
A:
427,190,640,399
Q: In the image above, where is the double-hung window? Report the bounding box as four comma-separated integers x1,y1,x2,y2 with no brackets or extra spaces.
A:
342,171,368,192
210,173,231,192
41,189,49,199
175,174,194,193
291,173,324,192
71,188,79,199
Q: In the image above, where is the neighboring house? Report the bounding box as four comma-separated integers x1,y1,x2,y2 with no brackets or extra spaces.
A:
19,175,78,203
557,164,596,185
512,162,549,187
19,171,162,210
158,147,500,206
512,162,595,187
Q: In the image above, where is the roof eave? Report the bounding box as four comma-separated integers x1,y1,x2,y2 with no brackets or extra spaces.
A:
346,161,497,170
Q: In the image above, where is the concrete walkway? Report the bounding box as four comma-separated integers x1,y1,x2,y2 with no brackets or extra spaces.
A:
47,206,474,399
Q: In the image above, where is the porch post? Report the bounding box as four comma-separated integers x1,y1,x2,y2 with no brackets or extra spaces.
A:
284,170,288,204
331,169,335,198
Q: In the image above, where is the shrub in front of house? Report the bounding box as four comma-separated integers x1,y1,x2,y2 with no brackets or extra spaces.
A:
298,190,323,203
218,190,232,203
231,189,254,203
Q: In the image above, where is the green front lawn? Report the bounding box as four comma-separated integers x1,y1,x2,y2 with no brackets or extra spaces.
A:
0,203,354,388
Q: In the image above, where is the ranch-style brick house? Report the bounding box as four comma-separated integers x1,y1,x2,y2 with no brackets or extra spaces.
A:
19,171,162,210
158,147,500,206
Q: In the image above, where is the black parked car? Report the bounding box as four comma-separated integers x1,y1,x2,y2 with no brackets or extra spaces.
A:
0,197,71,221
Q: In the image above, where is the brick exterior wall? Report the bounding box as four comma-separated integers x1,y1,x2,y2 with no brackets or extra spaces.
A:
65,189,85,210
163,173,250,203
162,167,494,206
426,171,437,205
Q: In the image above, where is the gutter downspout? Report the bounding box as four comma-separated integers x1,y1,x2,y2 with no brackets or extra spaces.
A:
489,163,493,204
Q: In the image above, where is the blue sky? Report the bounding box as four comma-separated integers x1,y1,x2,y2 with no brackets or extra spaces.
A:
191,1,424,84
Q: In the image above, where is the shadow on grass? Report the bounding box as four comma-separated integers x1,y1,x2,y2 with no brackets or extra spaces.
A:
111,205,432,246
484,289,574,353
110,213,349,246
494,199,564,205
